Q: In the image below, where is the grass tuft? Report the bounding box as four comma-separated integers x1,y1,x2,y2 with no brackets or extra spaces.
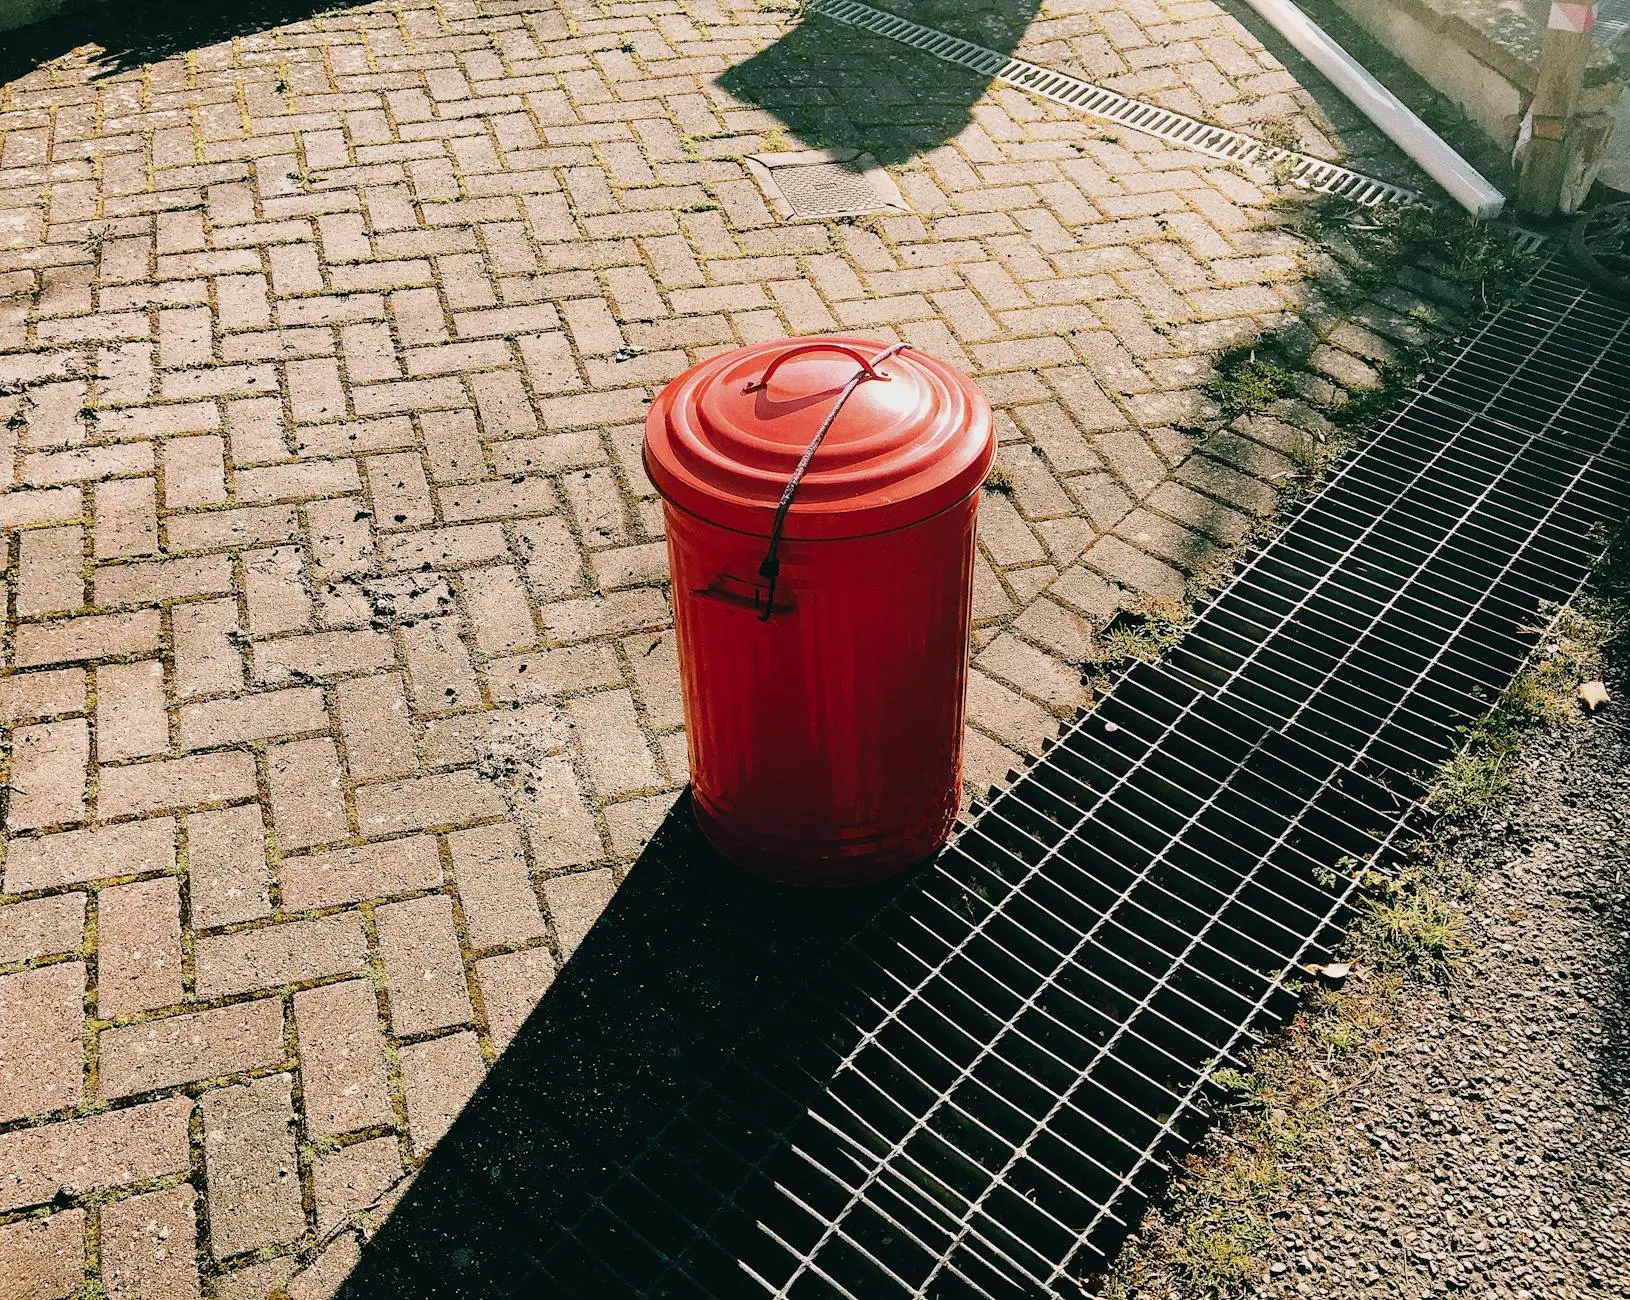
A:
1296,199,1544,305
1427,750,1510,820
1358,885,1469,975
1096,599,1189,665
982,465,1015,495
1209,349,1300,415
1254,116,1302,153
1428,550,1626,817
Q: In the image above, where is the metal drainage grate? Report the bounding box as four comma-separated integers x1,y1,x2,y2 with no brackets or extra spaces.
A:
771,162,894,217
746,148,912,221
517,259,1629,1299
805,0,1419,208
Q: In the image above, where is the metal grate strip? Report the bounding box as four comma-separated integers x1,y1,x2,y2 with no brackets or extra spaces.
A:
804,0,1420,207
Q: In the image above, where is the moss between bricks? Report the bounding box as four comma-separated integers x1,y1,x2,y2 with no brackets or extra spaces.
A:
1166,197,1549,668
1092,525,1629,1299
1293,198,1542,309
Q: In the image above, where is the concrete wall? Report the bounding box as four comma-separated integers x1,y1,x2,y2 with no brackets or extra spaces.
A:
1329,0,1621,209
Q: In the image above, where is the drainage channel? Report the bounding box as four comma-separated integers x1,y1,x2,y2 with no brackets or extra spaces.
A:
508,261,1628,1300
804,0,1418,207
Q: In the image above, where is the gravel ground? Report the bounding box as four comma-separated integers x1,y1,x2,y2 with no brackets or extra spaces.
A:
1247,701,1630,1299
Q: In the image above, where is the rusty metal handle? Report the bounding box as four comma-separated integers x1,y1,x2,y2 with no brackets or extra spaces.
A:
753,341,913,623
743,342,890,393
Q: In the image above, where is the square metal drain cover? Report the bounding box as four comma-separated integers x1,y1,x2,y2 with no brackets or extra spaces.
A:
745,148,909,222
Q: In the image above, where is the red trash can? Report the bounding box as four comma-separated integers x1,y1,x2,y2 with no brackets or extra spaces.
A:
644,336,995,886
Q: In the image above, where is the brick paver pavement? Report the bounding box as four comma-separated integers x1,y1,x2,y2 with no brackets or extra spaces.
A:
0,0,1457,1294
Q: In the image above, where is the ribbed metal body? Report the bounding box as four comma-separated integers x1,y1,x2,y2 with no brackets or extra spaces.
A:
646,336,994,885
668,497,980,884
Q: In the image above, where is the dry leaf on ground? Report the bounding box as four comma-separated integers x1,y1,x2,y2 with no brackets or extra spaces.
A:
1578,681,1611,711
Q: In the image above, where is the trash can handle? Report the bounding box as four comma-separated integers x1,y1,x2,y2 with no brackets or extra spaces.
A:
744,342,890,393
754,341,913,623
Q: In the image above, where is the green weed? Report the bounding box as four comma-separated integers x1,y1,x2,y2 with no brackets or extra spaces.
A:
1301,199,1543,305
1359,887,1469,975
1428,562,1624,818
1098,529,1630,1297
758,125,794,153
1207,1066,1254,1098
1096,599,1189,665
1428,750,1510,819
1209,347,1300,415
1254,117,1302,153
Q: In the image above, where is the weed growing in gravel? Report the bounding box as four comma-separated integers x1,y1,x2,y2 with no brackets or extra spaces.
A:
1428,750,1512,820
1301,985,1384,1058
1098,976,1399,1297
1429,535,1628,817
1164,1172,1274,1293
1101,1161,1271,1298
1359,884,1470,974
1391,533,1627,967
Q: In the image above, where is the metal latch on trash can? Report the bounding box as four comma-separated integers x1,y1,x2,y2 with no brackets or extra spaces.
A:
751,340,913,623
693,572,797,616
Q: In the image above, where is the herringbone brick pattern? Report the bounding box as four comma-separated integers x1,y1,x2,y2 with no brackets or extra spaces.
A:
0,0,1452,1294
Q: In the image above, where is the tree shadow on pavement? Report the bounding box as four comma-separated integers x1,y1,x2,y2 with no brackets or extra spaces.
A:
717,1,1041,167
0,0,371,89
336,796,912,1300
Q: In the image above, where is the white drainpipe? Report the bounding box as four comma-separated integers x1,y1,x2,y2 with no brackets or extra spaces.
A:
1239,0,1507,219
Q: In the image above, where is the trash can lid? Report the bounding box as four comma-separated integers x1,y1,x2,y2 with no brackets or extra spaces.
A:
644,335,994,540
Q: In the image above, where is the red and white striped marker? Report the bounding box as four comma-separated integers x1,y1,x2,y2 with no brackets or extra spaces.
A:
1548,1,1597,31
